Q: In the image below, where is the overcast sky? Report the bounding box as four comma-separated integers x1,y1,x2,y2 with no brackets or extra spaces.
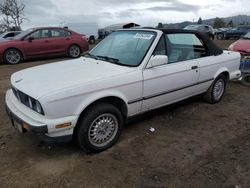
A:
11,0,250,29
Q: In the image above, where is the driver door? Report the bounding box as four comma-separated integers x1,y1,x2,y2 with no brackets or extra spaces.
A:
142,33,202,111
23,29,52,57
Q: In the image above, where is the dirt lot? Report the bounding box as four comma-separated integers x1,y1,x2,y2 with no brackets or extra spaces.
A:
1,40,250,188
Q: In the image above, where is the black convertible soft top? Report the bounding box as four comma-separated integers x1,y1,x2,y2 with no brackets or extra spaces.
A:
160,29,223,56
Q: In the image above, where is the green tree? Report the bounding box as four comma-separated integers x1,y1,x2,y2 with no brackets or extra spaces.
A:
0,0,26,31
157,22,163,28
213,17,225,28
227,20,234,27
197,17,202,24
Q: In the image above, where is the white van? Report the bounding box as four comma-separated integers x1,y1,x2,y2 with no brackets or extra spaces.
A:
64,22,98,44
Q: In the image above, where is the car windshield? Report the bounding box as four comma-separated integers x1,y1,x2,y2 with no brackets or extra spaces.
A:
0,32,7,38
243,32,250,39
14,29,34,39
88,30,156,67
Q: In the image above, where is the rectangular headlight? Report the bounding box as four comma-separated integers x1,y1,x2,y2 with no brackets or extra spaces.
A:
35,100,44,115
12,86,44,115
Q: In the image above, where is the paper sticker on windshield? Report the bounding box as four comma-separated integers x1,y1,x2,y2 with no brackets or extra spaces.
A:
133,33,154,40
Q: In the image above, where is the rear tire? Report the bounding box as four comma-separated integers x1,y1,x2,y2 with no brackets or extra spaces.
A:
203,75,227,104
217,33,224,40
241,73,250,86
68,44,81,58
4,49,22,64
75,103,124,153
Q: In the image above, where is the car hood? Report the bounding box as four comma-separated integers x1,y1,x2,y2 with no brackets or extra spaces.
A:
233,39,250,53
11,57,135,99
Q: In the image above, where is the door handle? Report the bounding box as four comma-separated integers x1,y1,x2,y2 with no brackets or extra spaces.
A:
191,66,198,70
66,38,70,40
45,40,49,43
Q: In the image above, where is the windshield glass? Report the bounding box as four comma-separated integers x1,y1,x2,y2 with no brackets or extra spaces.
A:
14,28,34,39
0,32,7,38
243,32,250,39
89,30,156,67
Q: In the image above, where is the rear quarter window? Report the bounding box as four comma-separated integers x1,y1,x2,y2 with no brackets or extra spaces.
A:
167,33,203,46
166,33,208,63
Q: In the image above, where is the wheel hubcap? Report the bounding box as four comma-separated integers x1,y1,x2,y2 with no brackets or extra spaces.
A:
70,46,80,57
213,79,225,100
6,50,21,64
88,114,118,147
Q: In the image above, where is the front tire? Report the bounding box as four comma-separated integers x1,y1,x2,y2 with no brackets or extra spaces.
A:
209,34,214,40
68,44,81,58
75,103,124,153
4,49,22,64
203,75,227,104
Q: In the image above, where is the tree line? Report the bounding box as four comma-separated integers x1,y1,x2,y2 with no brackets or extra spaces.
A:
0,0,26,32
198,17,249,28
157,17,250,29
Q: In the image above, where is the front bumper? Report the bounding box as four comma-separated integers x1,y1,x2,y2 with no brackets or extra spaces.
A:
5,104,48,134
5,89,78,143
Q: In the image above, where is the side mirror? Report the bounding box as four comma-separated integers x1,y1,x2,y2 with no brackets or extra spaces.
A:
28,36,34,42
148,55,168,68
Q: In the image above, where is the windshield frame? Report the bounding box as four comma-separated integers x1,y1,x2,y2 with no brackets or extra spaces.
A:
88,30,157,67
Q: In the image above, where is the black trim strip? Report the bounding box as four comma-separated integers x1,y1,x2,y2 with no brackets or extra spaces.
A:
128,78,214,104
128,98,143,104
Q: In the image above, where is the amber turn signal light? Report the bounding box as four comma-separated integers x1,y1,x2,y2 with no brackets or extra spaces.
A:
55,123,72,129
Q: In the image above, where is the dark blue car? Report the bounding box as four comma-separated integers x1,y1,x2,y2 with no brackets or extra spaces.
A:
218,26,250,40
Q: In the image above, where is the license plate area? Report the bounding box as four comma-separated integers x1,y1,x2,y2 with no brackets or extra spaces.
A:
13,119,28,133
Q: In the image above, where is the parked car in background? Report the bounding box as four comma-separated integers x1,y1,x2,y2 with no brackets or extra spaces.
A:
214,28,231,40
98,29,110,39
5,29,241,153
228,31,250,54
0,31,21,40
228,31,250,85
184,24,215,40
217,25,250,40
0,27,89,64
64,22,98,44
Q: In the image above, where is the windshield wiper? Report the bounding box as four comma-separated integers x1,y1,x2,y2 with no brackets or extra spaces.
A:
96,55,134,67
85,54,134,67
84,53,98,60
97,55,119,62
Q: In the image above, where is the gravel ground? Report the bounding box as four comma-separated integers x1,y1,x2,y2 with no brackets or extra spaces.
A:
1,40,250,188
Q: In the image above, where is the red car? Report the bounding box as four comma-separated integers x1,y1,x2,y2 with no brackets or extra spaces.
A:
228,32,250,85
0,27,89,64
228,32,250,55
